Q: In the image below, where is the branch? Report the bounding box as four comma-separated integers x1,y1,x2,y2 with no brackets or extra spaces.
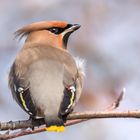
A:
0,89,126,139
1,110,140,139
0,90,124,131
0,119,85,140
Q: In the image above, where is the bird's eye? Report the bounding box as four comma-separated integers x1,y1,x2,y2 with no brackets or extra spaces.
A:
48,28,60,34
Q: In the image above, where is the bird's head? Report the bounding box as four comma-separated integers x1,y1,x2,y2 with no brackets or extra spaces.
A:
15,21,80,49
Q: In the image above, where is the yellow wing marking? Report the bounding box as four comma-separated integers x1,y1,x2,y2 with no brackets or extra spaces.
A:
65,85,75,113
19,92,29,112
66,92,74,111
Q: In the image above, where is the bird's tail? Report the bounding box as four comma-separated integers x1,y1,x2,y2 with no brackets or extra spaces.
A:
45,117,65,132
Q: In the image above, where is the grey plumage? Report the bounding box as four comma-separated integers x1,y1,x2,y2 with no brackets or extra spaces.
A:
9,21,84,130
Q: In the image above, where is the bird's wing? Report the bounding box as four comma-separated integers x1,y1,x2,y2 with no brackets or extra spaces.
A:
60,58,85,116
59,82,77,115
9,63,37,116
9,45,79,117
59,63,78,116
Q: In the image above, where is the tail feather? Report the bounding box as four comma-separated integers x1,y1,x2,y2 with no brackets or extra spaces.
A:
45,117,65,132
45,126,65,132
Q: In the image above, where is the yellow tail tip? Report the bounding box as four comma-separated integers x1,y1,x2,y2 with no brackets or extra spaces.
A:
45,125,65,132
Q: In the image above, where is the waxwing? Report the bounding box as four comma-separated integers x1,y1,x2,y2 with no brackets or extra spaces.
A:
9,21,85,132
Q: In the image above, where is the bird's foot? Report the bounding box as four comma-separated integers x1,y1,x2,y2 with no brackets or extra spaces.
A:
29,116,45,130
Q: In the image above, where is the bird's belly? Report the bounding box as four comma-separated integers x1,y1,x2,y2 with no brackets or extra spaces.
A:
26,59,64,117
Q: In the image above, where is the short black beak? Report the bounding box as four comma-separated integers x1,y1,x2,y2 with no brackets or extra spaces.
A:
63,23,81,48
65,24,81,33
70,24,81,31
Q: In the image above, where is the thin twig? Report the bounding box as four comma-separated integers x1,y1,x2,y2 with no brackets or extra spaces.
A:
0,119,86,140
105,88,124,111
1,110,140,139
0,90,125,140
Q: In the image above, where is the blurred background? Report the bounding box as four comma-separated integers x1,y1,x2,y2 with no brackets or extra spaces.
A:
1,0,140,139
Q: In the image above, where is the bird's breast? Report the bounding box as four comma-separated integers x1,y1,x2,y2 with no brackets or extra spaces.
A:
26,59,64,117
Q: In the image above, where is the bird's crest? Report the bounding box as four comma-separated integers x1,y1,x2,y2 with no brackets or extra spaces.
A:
14,21,68,40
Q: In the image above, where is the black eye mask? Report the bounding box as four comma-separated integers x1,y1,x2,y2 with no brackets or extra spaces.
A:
47,24,72,35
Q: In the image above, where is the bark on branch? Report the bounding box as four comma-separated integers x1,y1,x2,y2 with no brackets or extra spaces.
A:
1,110,140,140
0,89,128,140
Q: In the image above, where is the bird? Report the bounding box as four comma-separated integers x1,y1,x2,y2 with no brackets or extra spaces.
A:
9,20,85,132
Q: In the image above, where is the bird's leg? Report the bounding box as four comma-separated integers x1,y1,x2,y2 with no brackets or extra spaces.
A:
29,116,45,130
29,116,37,130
